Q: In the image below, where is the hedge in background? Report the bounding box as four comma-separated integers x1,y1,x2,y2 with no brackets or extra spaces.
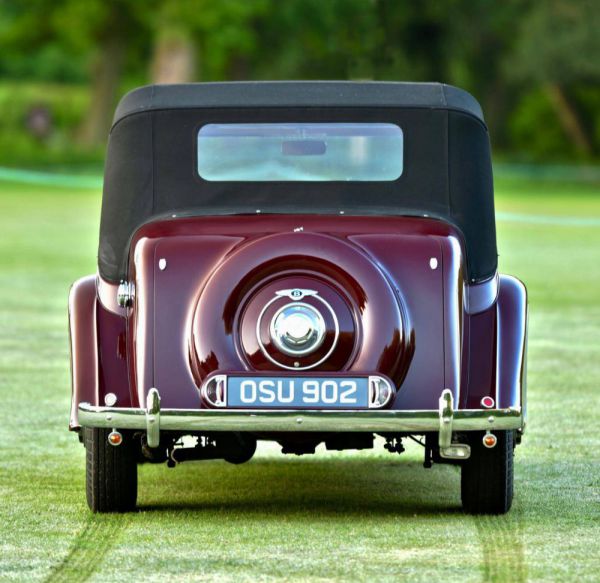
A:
0,82,104,168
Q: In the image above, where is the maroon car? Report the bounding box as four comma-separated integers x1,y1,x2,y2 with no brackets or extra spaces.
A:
69,82,527,514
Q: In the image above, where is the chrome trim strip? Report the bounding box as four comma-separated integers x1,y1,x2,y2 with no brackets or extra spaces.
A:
465,273,499,315
133,238,153,408
78,403,522,433
445,237,463,405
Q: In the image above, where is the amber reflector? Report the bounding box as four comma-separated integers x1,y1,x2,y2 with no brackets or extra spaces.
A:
483,434,497,448
108,431,123,446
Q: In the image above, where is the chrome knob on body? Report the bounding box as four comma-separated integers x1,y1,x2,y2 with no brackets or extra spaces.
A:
117,280,135,307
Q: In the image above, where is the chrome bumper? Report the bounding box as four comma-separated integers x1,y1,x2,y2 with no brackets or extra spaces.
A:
78,389,523,459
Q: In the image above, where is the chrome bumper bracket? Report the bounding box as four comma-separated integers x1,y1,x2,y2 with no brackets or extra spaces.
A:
438,389,471,460
146,388,161,448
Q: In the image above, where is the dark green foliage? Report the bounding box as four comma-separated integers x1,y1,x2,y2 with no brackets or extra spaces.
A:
0,0,598,163
0,83,102,166
509,89,582,162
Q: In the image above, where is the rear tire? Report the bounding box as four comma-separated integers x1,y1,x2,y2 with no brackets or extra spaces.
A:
461,430,514,514
84,428,138,513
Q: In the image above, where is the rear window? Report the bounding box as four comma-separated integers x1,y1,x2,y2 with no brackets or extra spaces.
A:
197,123,403,182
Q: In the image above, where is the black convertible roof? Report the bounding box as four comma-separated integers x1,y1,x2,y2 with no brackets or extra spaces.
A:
100,82,496,284
112,81,484,126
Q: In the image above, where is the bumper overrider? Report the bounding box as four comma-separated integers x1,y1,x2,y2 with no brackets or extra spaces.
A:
78,389,524,460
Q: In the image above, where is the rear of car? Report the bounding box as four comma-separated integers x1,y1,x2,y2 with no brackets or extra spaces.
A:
69,82,527,514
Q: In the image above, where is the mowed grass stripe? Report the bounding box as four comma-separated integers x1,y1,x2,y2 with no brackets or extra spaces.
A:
45,516,131,583
497,210,600,226
474,514,527,583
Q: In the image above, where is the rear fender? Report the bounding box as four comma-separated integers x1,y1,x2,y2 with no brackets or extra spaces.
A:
68,275,99,429
495,274,528,415
68,276,130,429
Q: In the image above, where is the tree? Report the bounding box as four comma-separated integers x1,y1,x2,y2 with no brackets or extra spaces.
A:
511,0,600,155
0,0,149,147
49,0,147,146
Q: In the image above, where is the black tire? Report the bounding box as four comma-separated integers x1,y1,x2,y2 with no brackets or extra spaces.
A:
84,427,138,513
461,430,514,514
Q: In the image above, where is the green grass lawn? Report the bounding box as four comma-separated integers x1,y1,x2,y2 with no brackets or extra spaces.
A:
0,176,599,582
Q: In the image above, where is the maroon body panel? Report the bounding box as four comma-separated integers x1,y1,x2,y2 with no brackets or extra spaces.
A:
69,214,527,428
69,276,98,428
69,276,129,427
128,216,460,411
190,232,408,382
462,307,497,409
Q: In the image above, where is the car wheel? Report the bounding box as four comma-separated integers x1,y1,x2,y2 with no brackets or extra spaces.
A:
84,427,138,513
460,430,514,514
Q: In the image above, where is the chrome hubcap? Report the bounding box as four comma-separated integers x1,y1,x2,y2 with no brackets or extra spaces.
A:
270,302,326,356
